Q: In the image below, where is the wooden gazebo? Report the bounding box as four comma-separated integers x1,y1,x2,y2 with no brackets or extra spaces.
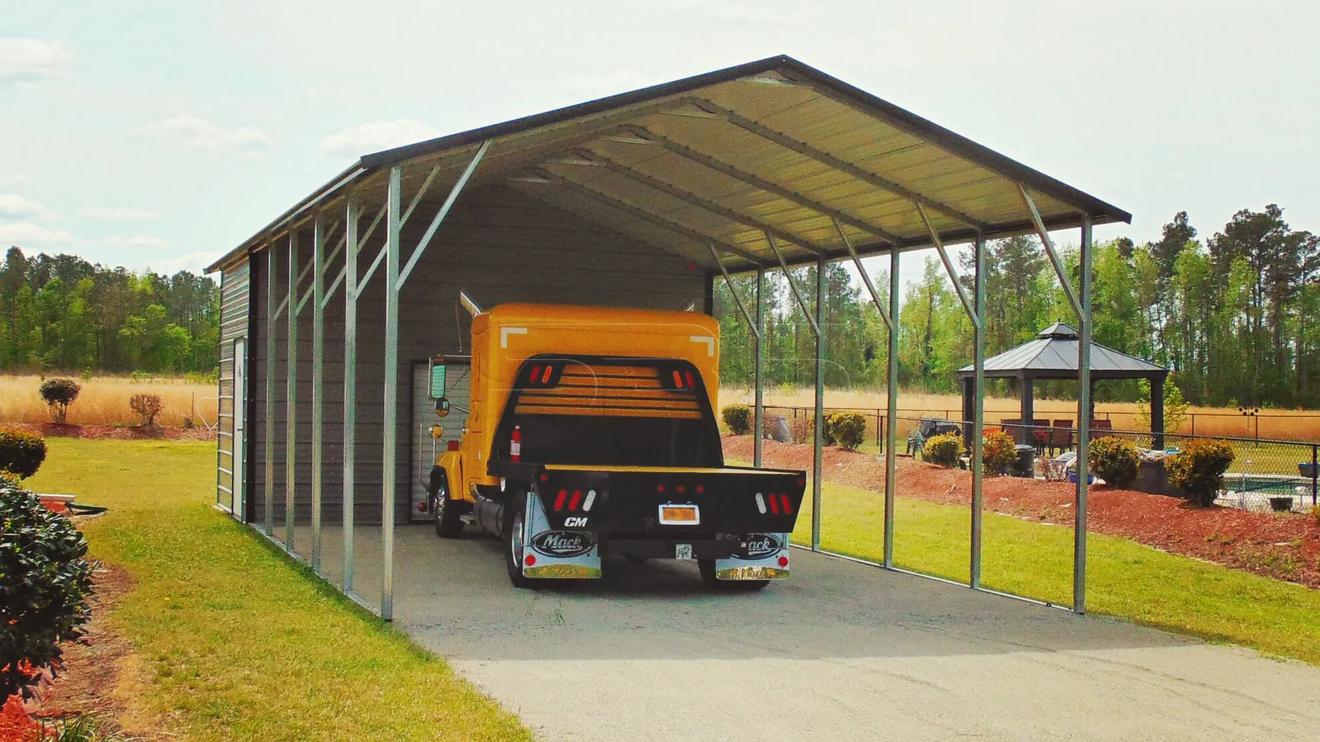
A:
955,323,1170,448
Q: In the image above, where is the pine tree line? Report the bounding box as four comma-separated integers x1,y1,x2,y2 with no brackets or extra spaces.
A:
0,247,220,374
714,206,1320,409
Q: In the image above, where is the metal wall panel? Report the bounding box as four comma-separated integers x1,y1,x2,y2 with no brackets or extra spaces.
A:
409,360,470,522
216,260,250,513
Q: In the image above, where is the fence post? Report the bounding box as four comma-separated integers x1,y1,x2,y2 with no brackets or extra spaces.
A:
1312,445,1318,508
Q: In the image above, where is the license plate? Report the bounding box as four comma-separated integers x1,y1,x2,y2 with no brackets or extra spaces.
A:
659,503,700,525
675,543,693,560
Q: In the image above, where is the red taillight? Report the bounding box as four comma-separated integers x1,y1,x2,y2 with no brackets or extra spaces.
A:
554,489,567,510
768,494,780,514
417,501,426,512
676,484,685,494
657,484,665,493
540,473,549,482
525,554,537,566
510,425,522,463
778,556,789,568
696,485,704,494
672,370,683,387
780,494,792,515
541,366,552,384
529,365,541,383
569,490,582,511
685,370,695,388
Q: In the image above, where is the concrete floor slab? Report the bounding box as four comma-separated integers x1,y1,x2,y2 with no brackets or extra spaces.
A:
343,524,1320,741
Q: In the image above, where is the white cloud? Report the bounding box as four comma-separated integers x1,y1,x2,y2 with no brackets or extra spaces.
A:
136,114,274,152
0,222,75,247
150,250,222,275
0,194,58,221
0,174,26,187
81,206,163,221
319,119,441,158
0,37,72,85
106,234,169,248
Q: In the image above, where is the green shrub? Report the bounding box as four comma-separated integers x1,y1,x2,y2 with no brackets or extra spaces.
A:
1090,437,1140,488
129,393,163,427
0,478,95,700
825,411,867,451
39,378,81,424
1167,439,1235,507
0,428,47,479
923,432,964,467
721,405,752,435
982,430,1018,473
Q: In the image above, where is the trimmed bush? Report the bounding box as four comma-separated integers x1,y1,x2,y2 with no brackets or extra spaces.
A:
39,378,81,424
789,414,814,445
1,478,95,700
1167,438,1235,507
721,405,752,435
129,393,163,427
825,411,867,451
923,432,964,467
1090,437,1140,489
981,430,1018,474
0,428,46,479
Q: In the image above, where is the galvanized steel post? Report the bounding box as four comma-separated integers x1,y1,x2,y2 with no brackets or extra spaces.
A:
884,248,899,567
343,199,359,594
264,246,277,537
311,216,325,572
1075,215,1094,614
286,232,299,551
812,257,825,551
754,268,764,468
971,234,986,588
382,167,402,620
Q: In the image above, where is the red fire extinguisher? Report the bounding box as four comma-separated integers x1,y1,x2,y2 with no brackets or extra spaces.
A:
510,424,522,463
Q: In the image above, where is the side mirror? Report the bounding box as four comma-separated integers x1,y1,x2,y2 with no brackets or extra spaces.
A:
435,398,451,418
429,357,447,399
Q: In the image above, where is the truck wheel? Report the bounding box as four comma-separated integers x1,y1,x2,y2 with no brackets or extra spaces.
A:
698,559,769,591
431,470,463,539
504,501,542,589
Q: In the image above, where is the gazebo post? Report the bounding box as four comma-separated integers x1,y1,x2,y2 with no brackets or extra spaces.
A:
1020,374,1034,444
1151,376,1165,449
962,377,974,434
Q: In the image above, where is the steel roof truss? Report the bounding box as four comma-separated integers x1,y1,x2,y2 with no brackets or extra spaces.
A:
397,139,491,290
707,243,761,340
916,203,980,329
621,126,904,246
832,218,891,330
530,168,768,266
684,97,991,234
1019,184,1082,318
765,232,819,337
568,148,830,257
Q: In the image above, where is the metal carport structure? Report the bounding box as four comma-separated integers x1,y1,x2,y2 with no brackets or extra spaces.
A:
207,54,1129,618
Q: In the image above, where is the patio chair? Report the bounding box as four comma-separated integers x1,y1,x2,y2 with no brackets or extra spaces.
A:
1000,418,1023,444
1091,419,1113,439
1050,420,1073,454
1031,419,1050,454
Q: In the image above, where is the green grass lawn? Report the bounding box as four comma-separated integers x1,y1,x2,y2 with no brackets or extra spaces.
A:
25,439,532,742
791,477,1320,665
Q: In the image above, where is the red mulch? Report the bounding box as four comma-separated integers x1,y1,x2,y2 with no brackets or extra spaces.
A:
0,695,36,742
2,422,216,441
725,435,1320,588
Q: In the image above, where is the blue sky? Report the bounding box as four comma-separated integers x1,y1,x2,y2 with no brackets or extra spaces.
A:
2,0,1316,288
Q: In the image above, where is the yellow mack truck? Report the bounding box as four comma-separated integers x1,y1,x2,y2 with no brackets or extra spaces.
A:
426,301,807,589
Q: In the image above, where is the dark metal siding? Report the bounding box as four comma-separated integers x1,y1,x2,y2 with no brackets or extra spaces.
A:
216,260,249,513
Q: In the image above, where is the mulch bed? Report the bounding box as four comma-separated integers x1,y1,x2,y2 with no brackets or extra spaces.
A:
3,422,216,441
725,435,1320,589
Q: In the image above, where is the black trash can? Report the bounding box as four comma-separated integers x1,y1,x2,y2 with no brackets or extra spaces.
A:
1013,444,1035,478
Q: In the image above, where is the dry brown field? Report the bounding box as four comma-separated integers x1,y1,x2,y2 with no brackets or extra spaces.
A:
718,386,1320,442
0,374,218,428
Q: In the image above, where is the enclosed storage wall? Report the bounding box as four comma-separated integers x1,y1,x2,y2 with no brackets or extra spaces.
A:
216,260,250,513
241,184,704,528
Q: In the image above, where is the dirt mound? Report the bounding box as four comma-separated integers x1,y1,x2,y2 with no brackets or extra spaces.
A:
725,435,1320,588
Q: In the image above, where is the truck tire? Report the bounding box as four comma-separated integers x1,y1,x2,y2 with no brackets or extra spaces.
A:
431,470,463,539
698,559,769,591
504,499,542,589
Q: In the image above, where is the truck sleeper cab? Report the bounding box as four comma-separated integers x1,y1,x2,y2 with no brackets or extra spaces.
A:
428,303,806,590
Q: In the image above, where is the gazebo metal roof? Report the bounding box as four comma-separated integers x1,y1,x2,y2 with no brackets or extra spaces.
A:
956,323,1168,381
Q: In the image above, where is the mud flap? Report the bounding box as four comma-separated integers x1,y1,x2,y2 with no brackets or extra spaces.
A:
522,490,602,579
714,533,790,580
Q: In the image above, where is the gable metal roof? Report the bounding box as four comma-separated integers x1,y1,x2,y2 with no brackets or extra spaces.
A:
208,55,1130,274
957,326,1167,380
